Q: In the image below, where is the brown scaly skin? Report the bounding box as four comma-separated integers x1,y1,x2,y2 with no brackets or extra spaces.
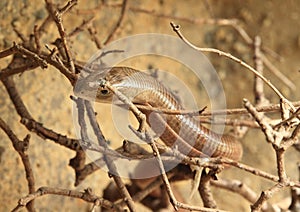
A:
74,67,243,161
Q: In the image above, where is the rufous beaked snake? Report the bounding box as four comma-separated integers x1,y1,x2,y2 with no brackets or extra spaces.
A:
74,66,243,161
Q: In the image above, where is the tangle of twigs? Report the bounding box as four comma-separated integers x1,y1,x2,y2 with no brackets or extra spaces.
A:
0,1,299,212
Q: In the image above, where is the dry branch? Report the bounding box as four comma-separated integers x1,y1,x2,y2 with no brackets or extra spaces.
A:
12,187,120,212
0,118,35,211
0,1,299,211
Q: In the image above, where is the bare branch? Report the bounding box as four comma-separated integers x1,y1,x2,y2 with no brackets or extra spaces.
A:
12,187,120,212
45,0,75,72
0,118,35,211
170,22,287,101
103,0,128,45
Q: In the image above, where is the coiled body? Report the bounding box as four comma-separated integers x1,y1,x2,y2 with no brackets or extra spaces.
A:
75,67,243,161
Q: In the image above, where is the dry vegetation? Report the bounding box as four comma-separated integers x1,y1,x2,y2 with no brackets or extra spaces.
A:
0,0,299,211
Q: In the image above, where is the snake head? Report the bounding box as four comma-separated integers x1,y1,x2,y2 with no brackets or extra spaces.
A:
74,66,144,104
74,67,114,103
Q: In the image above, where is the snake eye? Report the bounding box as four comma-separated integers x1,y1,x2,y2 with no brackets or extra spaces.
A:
100,89,109,95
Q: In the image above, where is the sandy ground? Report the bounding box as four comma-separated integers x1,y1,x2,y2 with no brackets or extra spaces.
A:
0,0,299,211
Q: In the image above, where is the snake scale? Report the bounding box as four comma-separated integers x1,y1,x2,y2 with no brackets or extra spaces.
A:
74,66,243,161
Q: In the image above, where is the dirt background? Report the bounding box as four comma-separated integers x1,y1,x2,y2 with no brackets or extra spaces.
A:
0,0,300,211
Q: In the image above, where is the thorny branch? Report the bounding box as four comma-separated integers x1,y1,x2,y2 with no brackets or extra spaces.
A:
0,1,299,212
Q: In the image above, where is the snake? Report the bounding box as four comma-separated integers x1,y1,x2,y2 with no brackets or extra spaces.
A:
74,66,243,161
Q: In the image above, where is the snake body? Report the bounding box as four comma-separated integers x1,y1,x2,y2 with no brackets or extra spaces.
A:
75,67,243,161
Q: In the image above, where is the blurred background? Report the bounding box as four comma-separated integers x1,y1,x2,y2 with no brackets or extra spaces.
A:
0,0,299,211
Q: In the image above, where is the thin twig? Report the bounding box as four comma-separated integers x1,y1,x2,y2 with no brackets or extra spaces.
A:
84,100,136,211
103,0,128,45
68,17,95,37
37,15,52,37
0,118,35,212
45,0,75,72
243,98,276,143
82,3,238,27
69,97,87,181
275,148,287,183
33,25,41,54
253,36,267,105
274,107,300,130
87,24,102,49
200,117,259,128
12,43,48,69
199,170,217,208
0,45,17,58
261,54,296,90
251,183,284,212
84,100,107,147
58,0,77,15
42,48,77,85
0,62,39,80
105,83,147,132
208,157,299,188
13,27,27,43
111,3,288,62
211,179,270,212
170,22,287,101
135,101,300,116
12,187,120,212
2,77,81,151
